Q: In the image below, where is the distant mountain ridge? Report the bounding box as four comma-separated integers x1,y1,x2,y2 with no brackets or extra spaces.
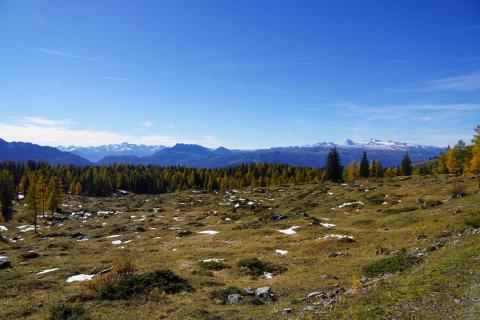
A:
0,138,446,168
0,138,90,165
96,139,446,168
58,142,165,162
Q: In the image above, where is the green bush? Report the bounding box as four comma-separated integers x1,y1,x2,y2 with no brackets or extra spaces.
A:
199,261,231,271
90,269,194,300
237,257,286,276
383,206,417,214
210,286,241,304
48,304,90,320
362,254,421,277
464,211,480,228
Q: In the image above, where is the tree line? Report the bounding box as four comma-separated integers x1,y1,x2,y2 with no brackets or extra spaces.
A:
1,124,479,227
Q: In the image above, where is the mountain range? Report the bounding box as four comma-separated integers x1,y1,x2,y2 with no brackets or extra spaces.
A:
58,143,165,162
0,138,90,165
0,138,445,168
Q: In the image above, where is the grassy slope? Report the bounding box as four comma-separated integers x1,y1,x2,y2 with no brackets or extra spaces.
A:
0,175,479,319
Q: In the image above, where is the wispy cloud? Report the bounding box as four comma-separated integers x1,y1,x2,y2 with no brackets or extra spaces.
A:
0,116,221,148
104,76,128,81
418,71,480,92
35,48,96,61
141,121,153,128
392,71,480,92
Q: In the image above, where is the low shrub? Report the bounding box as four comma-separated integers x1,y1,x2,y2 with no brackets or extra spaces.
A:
199,261,230,271
450,183,467,199
237,257,286,276
383,206,417,214
89,269,193,300
464,210,480,228
210,286,241,304
362,253,421,277
48,304,90,320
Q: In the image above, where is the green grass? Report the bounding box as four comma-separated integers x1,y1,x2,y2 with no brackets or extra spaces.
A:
87,269,194,300
362,254,421,277
0,174,479,319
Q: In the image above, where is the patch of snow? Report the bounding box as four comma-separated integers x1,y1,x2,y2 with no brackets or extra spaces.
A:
263,272,273,279
17,225,35,232
197,230,220,235
67,274,94,283
320,223,336,228
201,258,224,263
278,226,299,235
111,240,122,244
275,249,288,255
0,225,8,232
37,268,60,275
318,234,354,241
333,201,364,209
106,234,121,238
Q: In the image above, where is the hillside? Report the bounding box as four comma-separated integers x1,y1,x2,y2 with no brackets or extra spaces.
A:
1,174,479,319
0,138,90,166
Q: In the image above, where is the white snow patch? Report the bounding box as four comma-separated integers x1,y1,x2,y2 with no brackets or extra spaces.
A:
197,230,220,235
0,225,8,232
67,274,94,283
106,234,121,238
278,226,299,235
320,223,336,228
275,249,288,255
111,240,122,244
36,268,60,275
318,234,354,241
200,258,224,263
264,272,273,279
333,201,364,209
17,225,35,232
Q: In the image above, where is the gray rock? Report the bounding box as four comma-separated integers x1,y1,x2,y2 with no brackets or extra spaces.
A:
0,256,12,269
282,307,292,315
307,291,324,299
255,287,275,300
243,287,255,296
328,252,350,258
227,293,242,304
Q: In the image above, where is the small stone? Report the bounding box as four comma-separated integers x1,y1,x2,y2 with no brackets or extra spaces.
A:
0,257,12,269
282,307,292,315
255,287,275,300
227,293,242,304
244,287,255,296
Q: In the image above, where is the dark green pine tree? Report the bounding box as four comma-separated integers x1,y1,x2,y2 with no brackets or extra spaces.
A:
400,152,413,176
359,151,370,178
325,148,343,181
0,170,15,221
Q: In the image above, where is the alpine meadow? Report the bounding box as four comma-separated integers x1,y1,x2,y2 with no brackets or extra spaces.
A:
1,1,480,319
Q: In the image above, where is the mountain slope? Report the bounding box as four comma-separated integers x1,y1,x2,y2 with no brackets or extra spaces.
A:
0,138,90,165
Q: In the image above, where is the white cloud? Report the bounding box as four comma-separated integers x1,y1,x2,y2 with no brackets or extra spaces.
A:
0,117,221,148
416,71,480,92
35,48,96,61
141,121,154,128
103,76,128,81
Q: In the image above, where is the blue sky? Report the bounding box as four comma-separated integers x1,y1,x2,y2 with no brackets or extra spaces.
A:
0,0,479,148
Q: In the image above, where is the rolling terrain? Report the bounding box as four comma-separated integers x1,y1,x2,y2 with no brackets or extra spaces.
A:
1,174,479,319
